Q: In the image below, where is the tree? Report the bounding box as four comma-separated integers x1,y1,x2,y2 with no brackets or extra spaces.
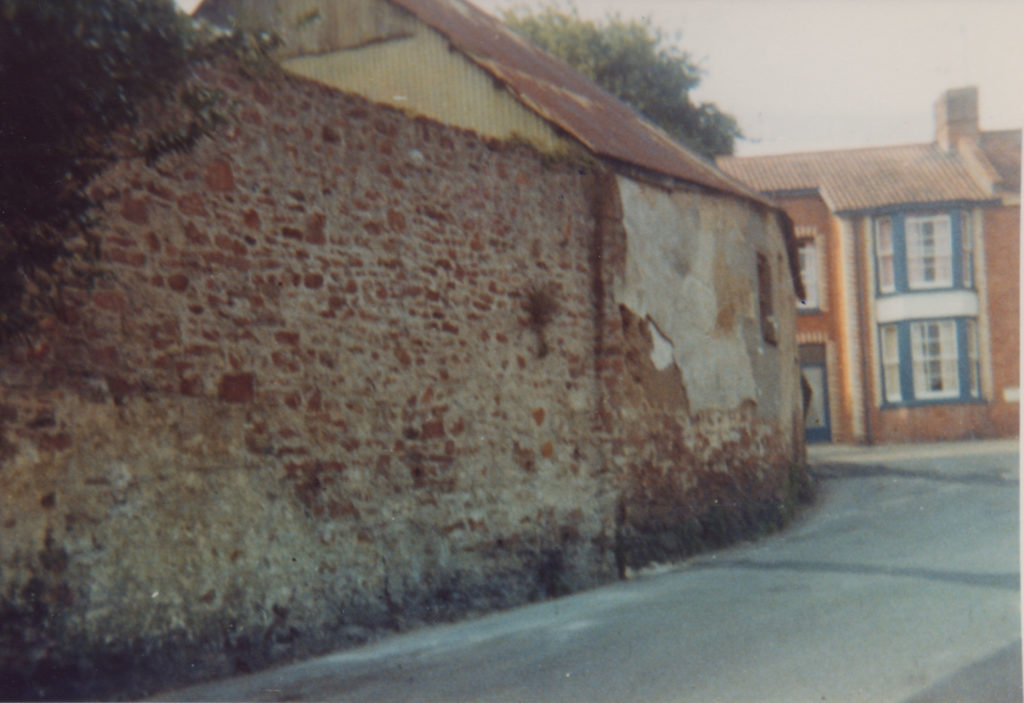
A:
0,0,222,344
502,4,741,160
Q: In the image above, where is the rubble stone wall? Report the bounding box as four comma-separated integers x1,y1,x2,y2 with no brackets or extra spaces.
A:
0,61,804,700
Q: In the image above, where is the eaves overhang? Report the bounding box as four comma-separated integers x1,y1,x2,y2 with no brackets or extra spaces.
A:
765,188,821,199
832,197,1002,218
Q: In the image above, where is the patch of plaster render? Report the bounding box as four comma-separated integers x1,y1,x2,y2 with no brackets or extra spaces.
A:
614,175,758,412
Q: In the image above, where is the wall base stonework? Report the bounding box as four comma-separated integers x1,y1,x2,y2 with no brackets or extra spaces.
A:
0,393,617,699
0,60,806,700
869,403,1008,444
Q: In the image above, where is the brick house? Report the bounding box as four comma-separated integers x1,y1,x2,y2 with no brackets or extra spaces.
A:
1,0,805,697
720,87,1020,443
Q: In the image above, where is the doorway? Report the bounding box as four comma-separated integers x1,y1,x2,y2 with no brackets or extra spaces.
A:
799,343,831,443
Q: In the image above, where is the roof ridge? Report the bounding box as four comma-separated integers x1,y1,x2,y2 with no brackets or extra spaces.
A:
723,140,939,163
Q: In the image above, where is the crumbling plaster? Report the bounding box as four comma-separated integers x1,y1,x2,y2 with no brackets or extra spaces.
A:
614,176,794,418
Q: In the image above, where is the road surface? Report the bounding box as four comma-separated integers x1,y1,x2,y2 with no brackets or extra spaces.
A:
155,439,1021,702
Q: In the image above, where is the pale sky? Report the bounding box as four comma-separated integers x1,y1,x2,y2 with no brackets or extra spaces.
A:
484,0,1024,155
179,0,1023,156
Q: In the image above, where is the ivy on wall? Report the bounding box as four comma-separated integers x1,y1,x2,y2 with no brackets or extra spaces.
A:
0,0,274,345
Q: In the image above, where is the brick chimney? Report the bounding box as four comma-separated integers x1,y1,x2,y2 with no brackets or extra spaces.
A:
935,86,979,152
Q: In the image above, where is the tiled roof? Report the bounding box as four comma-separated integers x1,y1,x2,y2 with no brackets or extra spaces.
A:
979,129,1022,194
718,142,995,213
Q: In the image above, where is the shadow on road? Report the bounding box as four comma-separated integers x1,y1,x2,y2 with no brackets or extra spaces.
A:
693,557,1019,590
812,462,1018,486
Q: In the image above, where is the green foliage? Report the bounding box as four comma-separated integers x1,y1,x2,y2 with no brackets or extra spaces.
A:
502,3,741,160
0,0,224,344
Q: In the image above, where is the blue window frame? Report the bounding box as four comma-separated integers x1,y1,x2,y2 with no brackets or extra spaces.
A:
878,317,982,406
872,209,975,296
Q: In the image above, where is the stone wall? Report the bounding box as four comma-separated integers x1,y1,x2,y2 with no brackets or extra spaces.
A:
608,176,805,564
0,60,805,699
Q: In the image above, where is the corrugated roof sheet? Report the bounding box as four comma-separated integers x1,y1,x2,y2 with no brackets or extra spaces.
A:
192,0,772,205
366,0,774,207
717,142,996,213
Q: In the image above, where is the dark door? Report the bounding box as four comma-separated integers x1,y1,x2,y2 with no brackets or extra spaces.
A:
802,363,831,442
799,343,831,443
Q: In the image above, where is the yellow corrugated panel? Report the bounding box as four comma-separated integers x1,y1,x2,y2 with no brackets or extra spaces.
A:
282,22,564,152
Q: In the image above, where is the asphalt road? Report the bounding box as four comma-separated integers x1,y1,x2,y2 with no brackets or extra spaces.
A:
156,439,1021,703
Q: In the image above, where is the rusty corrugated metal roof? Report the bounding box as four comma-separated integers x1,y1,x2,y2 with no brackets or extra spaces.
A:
718,142,996,213
382,0,771,207
192,0,772,206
